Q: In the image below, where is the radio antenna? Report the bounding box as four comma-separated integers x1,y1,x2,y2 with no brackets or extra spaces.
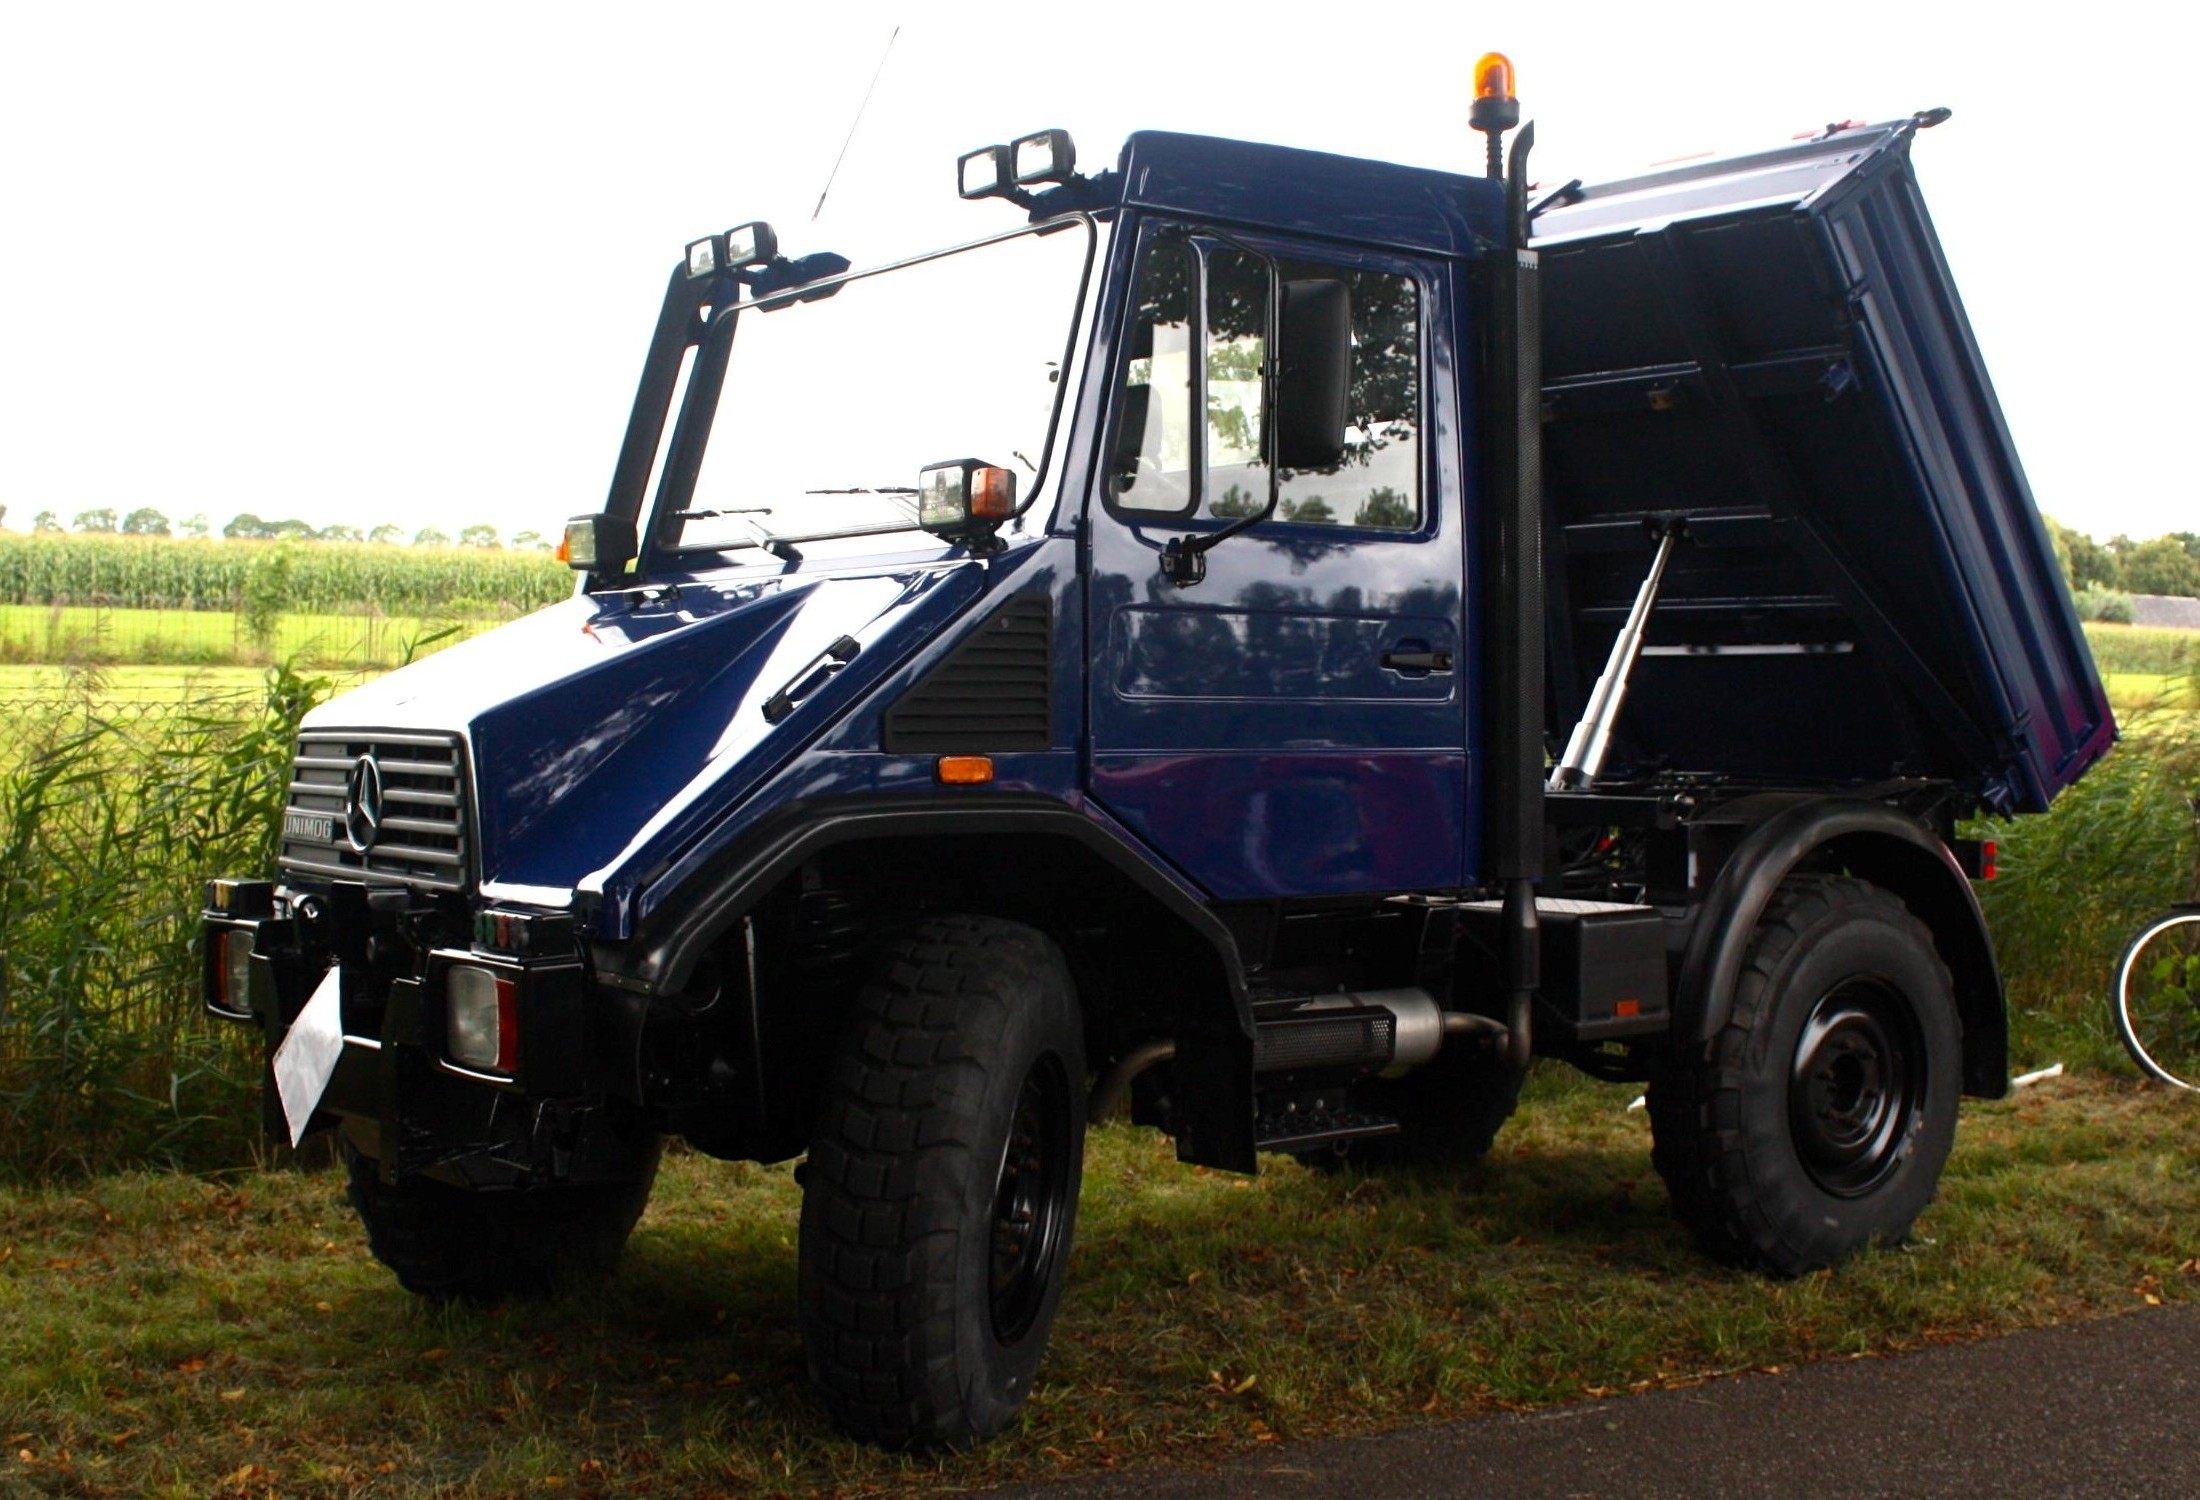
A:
811,25,900,222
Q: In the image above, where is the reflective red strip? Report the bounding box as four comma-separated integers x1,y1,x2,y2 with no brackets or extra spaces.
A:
496,974,520,1073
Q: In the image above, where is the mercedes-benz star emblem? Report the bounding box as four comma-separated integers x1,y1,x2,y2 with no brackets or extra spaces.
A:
343,753,385,853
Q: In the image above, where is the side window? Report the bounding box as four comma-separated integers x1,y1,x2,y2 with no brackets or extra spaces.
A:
1110,239,1195,513
1204,248,1421,530
1107,234,1423,531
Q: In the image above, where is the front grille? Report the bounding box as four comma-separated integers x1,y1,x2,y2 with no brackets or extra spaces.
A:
279,730,470,891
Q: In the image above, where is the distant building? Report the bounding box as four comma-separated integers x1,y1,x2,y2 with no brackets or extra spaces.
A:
2130,594,2200,630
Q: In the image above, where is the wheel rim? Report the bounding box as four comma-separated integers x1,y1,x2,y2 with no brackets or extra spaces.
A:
989,1053,1072,1343
2117,912,2200,1090
1788,978,1926,1197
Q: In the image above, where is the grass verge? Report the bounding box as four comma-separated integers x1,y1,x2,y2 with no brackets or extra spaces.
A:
0,1068,2193,1497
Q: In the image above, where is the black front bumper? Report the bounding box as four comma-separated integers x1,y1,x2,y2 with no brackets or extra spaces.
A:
201,879,644,1189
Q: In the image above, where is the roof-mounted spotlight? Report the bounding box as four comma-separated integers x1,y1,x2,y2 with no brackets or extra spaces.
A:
723,221,777,269
684,234,722,280
686,223,780,280
1010,129,1075,187
959,144,1011,200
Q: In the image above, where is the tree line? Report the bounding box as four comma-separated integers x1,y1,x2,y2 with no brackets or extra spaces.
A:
0,505,550,551
2046,520,2200,601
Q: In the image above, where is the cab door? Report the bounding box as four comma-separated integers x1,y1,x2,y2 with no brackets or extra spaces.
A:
1084,226,1470,900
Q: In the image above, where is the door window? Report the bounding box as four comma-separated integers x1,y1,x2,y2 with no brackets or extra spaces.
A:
1107,235,1423,531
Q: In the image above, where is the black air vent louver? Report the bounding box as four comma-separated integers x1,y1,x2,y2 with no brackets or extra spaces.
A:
882,593,1053,753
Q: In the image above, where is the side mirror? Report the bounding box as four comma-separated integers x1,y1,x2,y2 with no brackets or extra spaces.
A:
1273,279,1351,471
562,513,638,575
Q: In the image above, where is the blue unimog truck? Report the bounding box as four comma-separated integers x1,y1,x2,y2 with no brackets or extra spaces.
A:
203,65,2113,1450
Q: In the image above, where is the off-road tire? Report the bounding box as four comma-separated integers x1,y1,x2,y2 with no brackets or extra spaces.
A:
344,1139,661,1302
1300,1040,1524,1172
1648,876,1959,1275
798,916,1086,1452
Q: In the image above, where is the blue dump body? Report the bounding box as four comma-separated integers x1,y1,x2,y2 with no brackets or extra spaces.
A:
1531,121,2114,814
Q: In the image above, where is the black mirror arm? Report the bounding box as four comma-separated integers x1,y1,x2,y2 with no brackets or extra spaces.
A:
1160,484,1281,586
1160,264,1285,589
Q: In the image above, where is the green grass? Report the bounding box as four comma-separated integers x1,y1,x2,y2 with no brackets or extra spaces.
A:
0,1070,2192,1496
0,603,505,671
2105,672,2200,712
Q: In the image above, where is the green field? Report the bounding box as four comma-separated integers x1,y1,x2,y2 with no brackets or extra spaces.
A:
2104,671,2200,711
2084,621,2198,677
0,602,509,671
0,532,568,617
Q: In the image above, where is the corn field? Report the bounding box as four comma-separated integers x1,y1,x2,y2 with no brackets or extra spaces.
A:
0,534,569,617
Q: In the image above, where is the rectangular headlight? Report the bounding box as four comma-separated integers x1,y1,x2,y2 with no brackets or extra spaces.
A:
958,144,1008,199
562,513,638,574
447,964,518,1074
1011,129,1075,186
723,221,777,268
918,459,1017,535
919,461,969,529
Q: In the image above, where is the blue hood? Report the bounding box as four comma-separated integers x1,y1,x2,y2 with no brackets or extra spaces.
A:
303,557,984,904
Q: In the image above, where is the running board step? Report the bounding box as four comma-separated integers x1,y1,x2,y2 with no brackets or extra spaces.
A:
1255,1110,1400,1155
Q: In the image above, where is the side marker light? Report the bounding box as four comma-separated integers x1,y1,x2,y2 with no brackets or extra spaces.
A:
936,756,995,786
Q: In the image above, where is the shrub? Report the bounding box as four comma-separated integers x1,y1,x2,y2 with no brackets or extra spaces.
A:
2072,587,2135,624
0,665,326,1179
1973,717,2200,1062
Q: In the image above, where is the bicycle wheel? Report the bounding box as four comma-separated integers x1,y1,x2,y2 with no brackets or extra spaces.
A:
2114,910,2200,1090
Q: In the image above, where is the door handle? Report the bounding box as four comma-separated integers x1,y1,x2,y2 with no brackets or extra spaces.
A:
763,635,861,722
1381,648,1454,673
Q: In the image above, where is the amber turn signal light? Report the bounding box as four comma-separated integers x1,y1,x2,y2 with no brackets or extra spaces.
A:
936,755,995,785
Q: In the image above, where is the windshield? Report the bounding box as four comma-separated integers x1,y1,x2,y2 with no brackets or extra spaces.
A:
660,219,1097,554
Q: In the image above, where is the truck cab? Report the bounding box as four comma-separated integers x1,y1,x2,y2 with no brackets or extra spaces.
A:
203,89,2113,1452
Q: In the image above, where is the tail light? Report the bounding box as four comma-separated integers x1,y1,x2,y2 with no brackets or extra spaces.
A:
213,928,256,1017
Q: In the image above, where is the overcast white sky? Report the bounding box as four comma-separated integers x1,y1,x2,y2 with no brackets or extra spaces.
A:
1,2,2189,544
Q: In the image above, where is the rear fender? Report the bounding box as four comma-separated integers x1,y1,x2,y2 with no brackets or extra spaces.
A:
1675,798,2007,1098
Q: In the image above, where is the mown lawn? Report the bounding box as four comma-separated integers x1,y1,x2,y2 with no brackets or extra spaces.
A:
2,1068,2194,1498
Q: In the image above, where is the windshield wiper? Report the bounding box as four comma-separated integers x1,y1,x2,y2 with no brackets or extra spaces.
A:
671,505,774,521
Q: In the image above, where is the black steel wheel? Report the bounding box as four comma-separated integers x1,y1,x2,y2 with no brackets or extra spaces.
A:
1649,877,1959,1275
799,916,1086,1452
1787,977,1926,1197
989,1055,1075,1342
2115,909,2200,1090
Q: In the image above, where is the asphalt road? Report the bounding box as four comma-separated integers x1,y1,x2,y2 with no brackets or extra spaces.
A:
990,1305,2200,1498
